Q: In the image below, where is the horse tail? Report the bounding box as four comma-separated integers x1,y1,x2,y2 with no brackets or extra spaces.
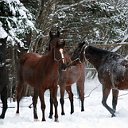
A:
16,54,28,100
17,54,27,82
76,83,85,100
76,85,80,99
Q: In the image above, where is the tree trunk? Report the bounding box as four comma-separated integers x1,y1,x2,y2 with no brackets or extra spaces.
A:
29,0,61,53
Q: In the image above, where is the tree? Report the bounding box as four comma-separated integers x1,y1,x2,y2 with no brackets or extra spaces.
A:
0,0,35,97
29,0,61,53
53,1,128,45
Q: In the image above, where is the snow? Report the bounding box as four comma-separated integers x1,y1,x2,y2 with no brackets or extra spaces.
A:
0,0,128,127
1,0,35,47
0,23,8,38
1,78,128,128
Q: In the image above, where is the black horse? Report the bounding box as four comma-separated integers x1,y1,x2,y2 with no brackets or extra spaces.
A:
0,36,8,119
72,42,128,117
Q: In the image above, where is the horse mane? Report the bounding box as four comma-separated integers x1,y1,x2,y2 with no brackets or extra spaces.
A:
87,46,110,55
86,46,113,63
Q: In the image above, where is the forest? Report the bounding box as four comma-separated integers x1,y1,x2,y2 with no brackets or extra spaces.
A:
0,0,128,97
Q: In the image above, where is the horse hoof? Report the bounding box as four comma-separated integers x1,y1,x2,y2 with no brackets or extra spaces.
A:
34,116,38,120
0,115,5,119
55,118,59,122
16,111,19,114
61,112,65,115
70,111,74,114
49,115,52,119
42,119,46,121
111,114,116,117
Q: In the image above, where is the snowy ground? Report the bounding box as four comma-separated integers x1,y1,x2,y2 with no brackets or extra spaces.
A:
0,78,128,128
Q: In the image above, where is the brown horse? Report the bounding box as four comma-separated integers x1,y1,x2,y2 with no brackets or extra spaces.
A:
16,32,66,122
0,37,9,119
48,39,86,118
73,42,128,117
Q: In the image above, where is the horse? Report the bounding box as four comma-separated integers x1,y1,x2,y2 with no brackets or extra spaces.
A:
16,31,66,122
48,36,86,118
73,42,128,117
0,37,8,119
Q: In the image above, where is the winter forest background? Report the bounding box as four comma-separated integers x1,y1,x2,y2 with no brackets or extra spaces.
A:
0,0,128,98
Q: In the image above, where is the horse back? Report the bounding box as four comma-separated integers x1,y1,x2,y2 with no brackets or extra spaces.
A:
20,53,42,65
98,54,128,90
18,52,61,89
59,62,85,85
17,53,42,85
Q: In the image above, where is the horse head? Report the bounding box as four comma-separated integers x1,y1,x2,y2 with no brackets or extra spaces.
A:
48,31,66,70
0,36,7,67
48,31,65,51
71,42,86,63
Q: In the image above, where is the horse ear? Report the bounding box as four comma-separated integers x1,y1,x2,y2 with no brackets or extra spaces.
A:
0,36,7,47
57,31,60,37
5,36,8,40
0,36,7,42
79,42,86,47
82,41,85,45
3,36,8,43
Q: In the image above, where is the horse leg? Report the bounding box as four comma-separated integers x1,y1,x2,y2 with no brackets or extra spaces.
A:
76,81,85,112
112,89,119,111
33,89,38,120
0,87,8,119
66,85,74,114
102,87,115,117
49,92,53,119
38,90,46,121
50,87,58,122
60,85,66,115
16,82,24,114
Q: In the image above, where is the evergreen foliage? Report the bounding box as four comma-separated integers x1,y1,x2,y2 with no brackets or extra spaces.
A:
0,0,35,48
54,1,128,45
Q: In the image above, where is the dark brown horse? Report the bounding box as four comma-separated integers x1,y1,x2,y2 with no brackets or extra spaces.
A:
16,32,66,122
73,42,128,117
48,39,86,118
60,43,86,115
0,37,8,119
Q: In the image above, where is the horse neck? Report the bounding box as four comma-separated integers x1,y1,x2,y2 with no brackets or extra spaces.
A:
80,53,86,63
89,54,107,70
92,60,102,70
45,48,61,65
64,53,72,64
74,52,86,64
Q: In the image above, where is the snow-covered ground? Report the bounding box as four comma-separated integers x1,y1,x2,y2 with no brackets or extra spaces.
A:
0,78,128,128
